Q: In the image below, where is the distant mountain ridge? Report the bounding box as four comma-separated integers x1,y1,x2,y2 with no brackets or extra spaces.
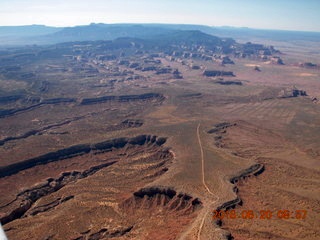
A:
0,25,61,37
0,23,319,46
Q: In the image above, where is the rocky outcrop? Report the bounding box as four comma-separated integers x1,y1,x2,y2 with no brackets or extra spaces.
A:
215,56,234,65
121,187,201,214
254,66,261,71
156,67,172,75
214,79,242,86
191,65,201,70
73,226,133,240
80,96,115,105
298,62,319,69
207,122,237,148
141,66,157,72
207,122,236,134
179,93,202,98
97,54,116,61
172,69,183,79
120,119,143,128
312,97,318,104
203,70,235,77
80,93,164,105
214,163,264,234
216,197,242,213
241,42,280,57
129,62,140,68
292,89,307,97
230,164,265,184
41,98,75,104
278,87,307,98
270,56,284,65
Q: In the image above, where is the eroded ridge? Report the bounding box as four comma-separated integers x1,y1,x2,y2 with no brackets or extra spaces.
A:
0,135,170,230
80,93,165,105
0,98,76,118
0,162,116,225
72,226,134,240
207,122,237,148
0,118,144,147
214,163,265,233
119,187,202,240
121,187,202,214
0,93,164,119
0,135,166,178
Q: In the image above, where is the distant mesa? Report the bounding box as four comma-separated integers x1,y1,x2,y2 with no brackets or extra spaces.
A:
80,93,164,105
104,119,144,132
312,97,318,104
191,64,201,70
121,119,144,127
298,62,319,69
213,78,242,86
278,86,307,98
203,70,235,77
235,42,281,61
172,68,183,79
207,122,236,134
215,55,235,65
254,65,261,71
0,25,284,75
270,56,284,65
178,92,202,98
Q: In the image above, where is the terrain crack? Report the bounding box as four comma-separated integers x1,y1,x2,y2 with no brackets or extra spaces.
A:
0,115,86,146
0,111,142,147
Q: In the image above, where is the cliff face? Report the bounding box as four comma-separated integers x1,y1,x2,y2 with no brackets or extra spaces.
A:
203,70,235,77
0,93,164,118
0,98,76,118
278,87,307,98
121,187,201,214
80,93,164,105
0,135,166,178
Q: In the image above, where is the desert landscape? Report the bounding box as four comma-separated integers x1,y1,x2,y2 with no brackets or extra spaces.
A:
0,24,319,240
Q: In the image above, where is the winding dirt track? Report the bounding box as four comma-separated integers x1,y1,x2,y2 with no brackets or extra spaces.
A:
196,123,219,240
197,123,215,196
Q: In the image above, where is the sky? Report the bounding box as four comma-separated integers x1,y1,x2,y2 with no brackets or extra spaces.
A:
1,0,320,32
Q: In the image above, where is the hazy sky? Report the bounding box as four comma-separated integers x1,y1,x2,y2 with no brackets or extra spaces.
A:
1,0,320,32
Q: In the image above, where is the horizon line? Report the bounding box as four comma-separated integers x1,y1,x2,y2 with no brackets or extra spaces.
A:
0,22,320,34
